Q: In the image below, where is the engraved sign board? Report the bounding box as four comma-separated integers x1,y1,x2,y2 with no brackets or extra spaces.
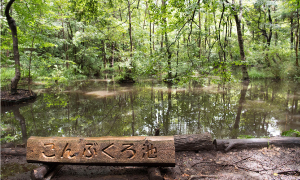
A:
26,136,175,166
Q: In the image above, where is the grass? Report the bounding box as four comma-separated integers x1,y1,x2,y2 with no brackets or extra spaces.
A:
1,67,15,82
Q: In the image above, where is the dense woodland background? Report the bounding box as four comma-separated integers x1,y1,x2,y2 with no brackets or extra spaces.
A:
1,0,300,86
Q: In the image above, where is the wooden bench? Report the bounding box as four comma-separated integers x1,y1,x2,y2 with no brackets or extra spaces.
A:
26,133,213,179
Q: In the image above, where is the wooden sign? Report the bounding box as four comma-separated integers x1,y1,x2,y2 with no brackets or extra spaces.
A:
26,136,175,166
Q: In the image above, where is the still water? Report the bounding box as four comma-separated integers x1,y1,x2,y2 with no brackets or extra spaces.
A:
1,79,300,144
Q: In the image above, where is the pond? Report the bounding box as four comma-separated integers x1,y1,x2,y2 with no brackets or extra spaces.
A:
1,78,300,145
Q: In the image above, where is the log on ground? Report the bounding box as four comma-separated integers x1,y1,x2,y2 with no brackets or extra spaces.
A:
1,148,26,156
174,133,214,151
214,137,300,152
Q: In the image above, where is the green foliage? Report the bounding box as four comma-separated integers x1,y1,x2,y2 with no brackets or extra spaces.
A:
0,67,15,82
1,0,300,88
0,122,19,143
248,68,273,79
282,129,300,137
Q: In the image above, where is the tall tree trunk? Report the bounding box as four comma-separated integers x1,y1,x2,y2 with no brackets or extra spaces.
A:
232,0,249,80
150,21,152,55
162,0,172,81
111,42,115,67
153,23,155,50
102,40,106,68
5,0,20,94
28,37,35,89
128,0,133,58
296,1,300,67
204,12,207,51
143,1,148,29
198,9,201,58
291,16,294,50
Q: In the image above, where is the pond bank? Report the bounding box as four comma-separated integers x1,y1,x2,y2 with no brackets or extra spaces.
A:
2,146,300,179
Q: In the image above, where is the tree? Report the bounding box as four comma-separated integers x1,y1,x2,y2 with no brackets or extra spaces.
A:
226,0,249,81
5,0,20,94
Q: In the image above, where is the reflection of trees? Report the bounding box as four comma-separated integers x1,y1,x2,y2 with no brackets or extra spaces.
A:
11,107,27,145
1,80,299,141
231,81,249,139
1,101,36,145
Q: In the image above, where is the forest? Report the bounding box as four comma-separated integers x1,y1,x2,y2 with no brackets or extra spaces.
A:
1,0,300,87
1,1,300,179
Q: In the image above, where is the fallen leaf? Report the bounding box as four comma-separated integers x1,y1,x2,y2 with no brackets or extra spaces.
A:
182,173,189,177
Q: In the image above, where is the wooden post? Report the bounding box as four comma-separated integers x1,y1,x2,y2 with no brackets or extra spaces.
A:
148,128,163,180
31,164,53,180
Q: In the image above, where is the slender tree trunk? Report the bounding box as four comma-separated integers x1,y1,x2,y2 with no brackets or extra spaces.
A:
204,12,207,51
296,2,300,67
198,9,201,58
111,42,114,67
153,23,155,50
291,16,294,50
5,0,20,94
143,1,148,29
28,37,35,88
1,0,3,17
102,40,106,68
232,0,249,80
175,40,179,78
150,21,152,55
128,0,133,58
162,0,172,81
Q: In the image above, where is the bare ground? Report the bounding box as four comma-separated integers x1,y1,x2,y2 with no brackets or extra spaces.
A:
1,145,300,180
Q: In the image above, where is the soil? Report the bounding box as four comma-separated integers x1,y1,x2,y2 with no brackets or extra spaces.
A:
1,89,37,106
1,145,300,180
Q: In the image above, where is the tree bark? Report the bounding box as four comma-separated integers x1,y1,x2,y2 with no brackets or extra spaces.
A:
232,0,249,80
214,137,300,152
162,0,172,81
291,16,294,50
199,9,201,58
1,148,26,156
31,164,52,180
174,133,214,151
128,0,133,58
102,40,106,68
296,1,299,67
5,0,20,94
150,21,152,55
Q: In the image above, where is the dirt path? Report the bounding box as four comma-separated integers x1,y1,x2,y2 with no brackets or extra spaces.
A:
2,146,300,180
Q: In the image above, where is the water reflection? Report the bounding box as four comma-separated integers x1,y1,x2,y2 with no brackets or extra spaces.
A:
1,80,299,143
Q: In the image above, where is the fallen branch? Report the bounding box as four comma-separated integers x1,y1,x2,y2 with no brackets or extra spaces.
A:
277,170,300,175
1,148,26,156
